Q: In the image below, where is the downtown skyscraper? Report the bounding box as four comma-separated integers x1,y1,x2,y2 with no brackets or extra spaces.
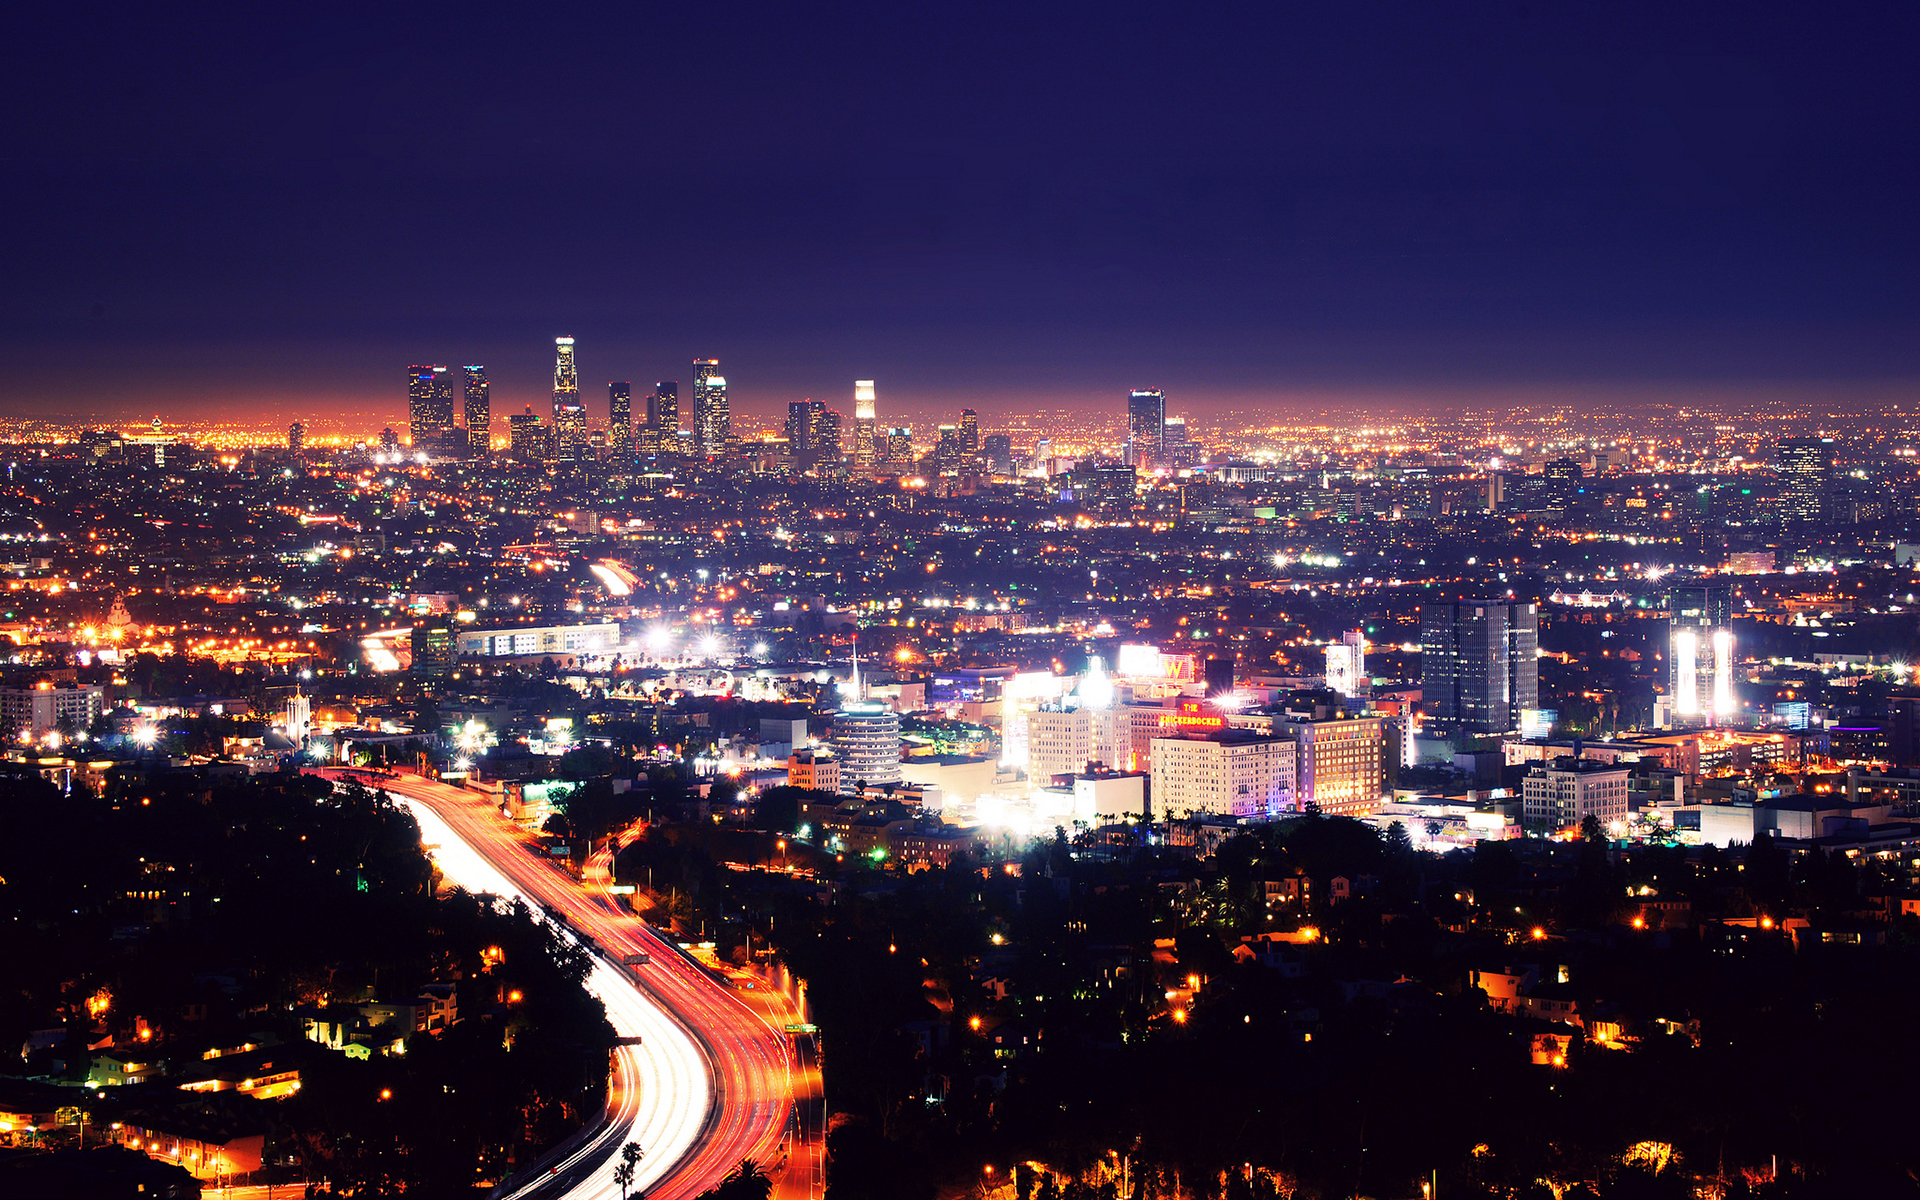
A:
692,358,728,456
552,337,585,461
408,365,454,452
608,381,632,459
463,366,490,456
1419,600,1539,736
1776,436,1834,525
1127,388,1166,469
643,382,680,454
853,380,877,475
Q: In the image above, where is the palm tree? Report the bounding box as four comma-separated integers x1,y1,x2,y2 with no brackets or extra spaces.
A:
614,1141,644,1199
696,1158,772,1200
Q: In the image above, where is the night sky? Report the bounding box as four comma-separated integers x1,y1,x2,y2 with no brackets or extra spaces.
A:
3,2,1917,427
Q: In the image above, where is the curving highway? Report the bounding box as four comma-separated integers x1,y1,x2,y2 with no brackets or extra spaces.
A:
321,770,819,1200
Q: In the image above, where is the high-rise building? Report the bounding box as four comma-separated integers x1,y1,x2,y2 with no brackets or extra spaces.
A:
785,399,840,473
408,365,454,451
1419,601,1539,735
287,421,305,453
693,359,728,455
379,426,399,456
853,380,877,476
832,699,902,788
1668,585,1735,724
1522,756,1630,834
984,433,1013,475
1286,715,1385,817
509,406,546,461
463,366,490,456
1127,388,1166,469
1149,726,1297,819
959,409,979,455
608,382,632,460
1543,457,1584,508
412,615,455,678
885,427,913,469
552,337,584,461
1323,630,1367,697
1776,437,1834,524
643,382,680,454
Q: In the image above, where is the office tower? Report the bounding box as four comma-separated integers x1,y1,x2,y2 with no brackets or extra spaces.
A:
1162,415,1197,467
853,380,877,475
832,699,902,787
959,409,979,454
509,406,545,461
412,615,454,678
287,421,305,453
1543,456,1584,507
1419,600,1539,735
408,365,454,451
886,427,912,468
1324,629,1367,697
608,382,632,459
1285,715,1386,817
1127,388,1166,469
644,382,680,454
817,408,842,473
1669,585,1734,724
379,426,399,456
693,358,728,455
463,366,490,456
984,433,1013,475
1776,436,1834,524
551,337,584,461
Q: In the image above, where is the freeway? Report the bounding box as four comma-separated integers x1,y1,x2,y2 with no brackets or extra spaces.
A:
319,770,814,1200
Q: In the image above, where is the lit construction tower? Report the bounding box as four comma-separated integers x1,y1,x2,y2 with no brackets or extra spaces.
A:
552,337,584,461
853,380,877,476
463,366,490,456
693,358,728,456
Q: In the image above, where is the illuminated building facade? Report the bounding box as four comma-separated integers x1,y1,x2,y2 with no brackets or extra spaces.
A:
1126,388,1165,468
692,358,728,455
508,406,546,461
1776,436,1833,524
1522,756,1630,834
1419,600,1539,735
551,337,584,461
959,408,979,455
1323,629,1367,697
644,382,679,454
832,700,902,788
983,433,1013,475
608,381,632,459
408,365,453,451
785,399,840,473
287,421,304,453
0,682,106,743
853,380,877,475
463,366,490,455
885,427,913,470
1669,584,1735,724
1149,728,1295,819
1289,716,1385,817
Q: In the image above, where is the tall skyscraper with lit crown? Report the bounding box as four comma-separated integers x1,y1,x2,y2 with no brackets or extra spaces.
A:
463,366,490,456
692,359,727,455
853,380,877,475
552,337,584,461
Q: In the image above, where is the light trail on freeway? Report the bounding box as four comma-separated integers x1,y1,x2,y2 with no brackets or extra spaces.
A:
321,770,814,1200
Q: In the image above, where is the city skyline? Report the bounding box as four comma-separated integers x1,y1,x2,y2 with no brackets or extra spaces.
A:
5,7,1919,421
